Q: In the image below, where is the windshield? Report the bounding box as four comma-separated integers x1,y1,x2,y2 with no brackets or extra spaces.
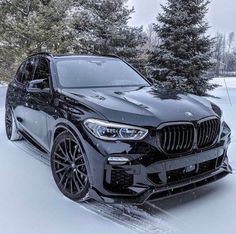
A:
55,57,149,88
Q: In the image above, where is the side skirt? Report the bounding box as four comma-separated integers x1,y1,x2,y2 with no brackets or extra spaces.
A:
19,130,50,156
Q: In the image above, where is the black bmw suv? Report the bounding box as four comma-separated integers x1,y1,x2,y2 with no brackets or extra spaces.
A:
5,52,232,204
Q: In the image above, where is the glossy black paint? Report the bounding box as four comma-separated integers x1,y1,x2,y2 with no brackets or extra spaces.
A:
6,53,232,204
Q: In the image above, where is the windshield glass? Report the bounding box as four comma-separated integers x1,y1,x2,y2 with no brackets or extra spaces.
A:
55,57,149,88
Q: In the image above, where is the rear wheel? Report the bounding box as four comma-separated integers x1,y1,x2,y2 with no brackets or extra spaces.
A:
5,106,22,141
51,132,90,202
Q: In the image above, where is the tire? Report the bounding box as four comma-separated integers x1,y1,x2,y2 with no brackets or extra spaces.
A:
51,132,90,202
5,106,22,141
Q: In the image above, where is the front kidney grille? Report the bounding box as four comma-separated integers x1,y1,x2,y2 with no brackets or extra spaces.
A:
197,118,221,149
158,118,220,154
159,124,195,154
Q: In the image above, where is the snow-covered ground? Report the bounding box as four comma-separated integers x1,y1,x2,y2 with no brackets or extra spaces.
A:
0,81,8,87
0,78,235,234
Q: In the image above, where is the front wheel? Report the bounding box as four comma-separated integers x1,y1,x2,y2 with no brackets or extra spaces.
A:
51,132,90,202
5,106,22,141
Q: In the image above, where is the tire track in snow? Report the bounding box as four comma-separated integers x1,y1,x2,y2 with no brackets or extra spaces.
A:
144,202,188,228
13,140,50,166
81,201,177,234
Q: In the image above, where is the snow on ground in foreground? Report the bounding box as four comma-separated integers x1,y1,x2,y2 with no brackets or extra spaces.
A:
0,77,236,234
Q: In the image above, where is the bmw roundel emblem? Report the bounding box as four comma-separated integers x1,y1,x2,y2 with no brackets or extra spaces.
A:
185,112,193,117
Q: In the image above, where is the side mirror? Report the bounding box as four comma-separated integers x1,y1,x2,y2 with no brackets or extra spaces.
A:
27,79,50,94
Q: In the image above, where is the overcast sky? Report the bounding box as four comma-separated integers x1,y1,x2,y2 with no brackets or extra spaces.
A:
127,0,236,35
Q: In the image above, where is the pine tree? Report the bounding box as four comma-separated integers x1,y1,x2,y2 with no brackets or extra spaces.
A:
0,0,73,80
149,0,216,96
71,0,146,73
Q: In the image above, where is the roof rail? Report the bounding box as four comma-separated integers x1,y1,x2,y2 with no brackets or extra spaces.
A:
29,52,53,57
102,54,122,59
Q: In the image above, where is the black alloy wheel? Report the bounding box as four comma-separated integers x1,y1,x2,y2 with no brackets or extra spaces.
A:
51,132,90,201
5,106,22,141
5,107,13,140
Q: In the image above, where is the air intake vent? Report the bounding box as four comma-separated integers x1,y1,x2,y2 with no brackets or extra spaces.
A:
159,124,195,154
197,118,220,149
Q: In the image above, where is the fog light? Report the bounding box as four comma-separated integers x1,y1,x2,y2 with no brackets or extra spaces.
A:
108,157,130,165
184,165,196,173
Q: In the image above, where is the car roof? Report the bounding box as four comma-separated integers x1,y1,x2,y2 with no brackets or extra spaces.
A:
28,52,120,60
54,55,119,60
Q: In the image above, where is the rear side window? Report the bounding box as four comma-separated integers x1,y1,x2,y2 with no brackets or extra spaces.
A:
33,58,50,80
15,62,25,83
33,57,50,88
21,58,36,84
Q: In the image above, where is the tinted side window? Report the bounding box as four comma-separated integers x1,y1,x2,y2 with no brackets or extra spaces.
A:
33,58,50,88
15,62,25,83
21,58,36,84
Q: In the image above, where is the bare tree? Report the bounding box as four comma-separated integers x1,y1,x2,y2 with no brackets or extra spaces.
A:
213,33,225,76
225,32,236,73
145,24,160,48
227,32,235,53
212,32,236,77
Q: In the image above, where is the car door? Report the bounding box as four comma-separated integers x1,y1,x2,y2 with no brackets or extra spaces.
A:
24,56,52,150
12,58,35,131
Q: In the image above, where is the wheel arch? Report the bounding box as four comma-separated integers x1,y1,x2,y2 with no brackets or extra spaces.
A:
51,121,82,151
50,120,93,187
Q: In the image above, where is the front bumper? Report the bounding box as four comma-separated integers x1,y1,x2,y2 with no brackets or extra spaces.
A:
90,150,231,204
82,122,232,204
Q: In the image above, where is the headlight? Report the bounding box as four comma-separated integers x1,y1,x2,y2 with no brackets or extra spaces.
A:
84,119,148,141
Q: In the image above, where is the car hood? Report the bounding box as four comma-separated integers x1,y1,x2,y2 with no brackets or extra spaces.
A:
62,86,217,127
